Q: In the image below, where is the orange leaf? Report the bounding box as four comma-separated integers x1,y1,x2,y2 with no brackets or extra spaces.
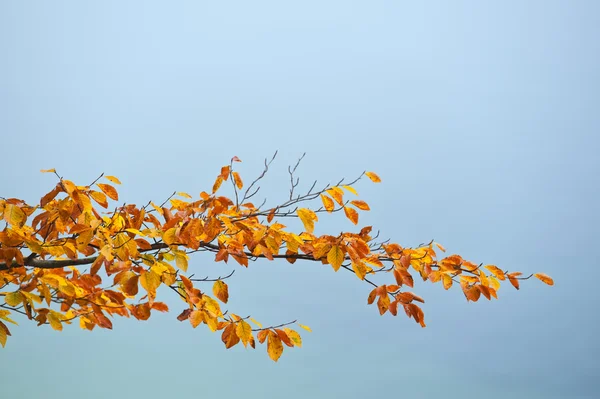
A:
222,323,240,348
365,171,381,183
212,280,229,303
189,310,203,328
344,206,359,225
534,273,554,286
232,171,243,189
350,200,370,211
89,190,108,208
96,183,118,201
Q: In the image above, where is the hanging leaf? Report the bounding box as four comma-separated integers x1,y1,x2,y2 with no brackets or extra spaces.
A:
297,208,317,233
344,206,359,225
534,273,554,286
212,280,229,303
320,194,335,213
267,331,284,362
365,171,381,183
327,245,344,271
96,183,119,201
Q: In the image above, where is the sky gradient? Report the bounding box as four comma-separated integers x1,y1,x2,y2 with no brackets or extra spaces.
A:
1,1,599,398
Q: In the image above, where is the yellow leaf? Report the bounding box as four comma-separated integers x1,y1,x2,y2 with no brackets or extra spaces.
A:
352,261,367,280
177,192,192,199
0,321,8,347
435,242,446,252
105,175,121,184
534,273,554,286
298,323,312,332
47,311,63,331
327,245,344,271
297,208,317,233
442,274,453,290
4,292,23,307
163,228,177,245
365,171,381,183
212,280,229,303
0,310,18,325
283,328,302,347
250,317,263,329
342,185,358,195
344,206,359,225
90,190,108,208
203,296,222,317
174,250,189,272
267,332,284,362
350,200,370,211
97,183,119,201
236,320,253,348
3,204,26,227
320,194,335,213
140,270,161,296
40,168,56,173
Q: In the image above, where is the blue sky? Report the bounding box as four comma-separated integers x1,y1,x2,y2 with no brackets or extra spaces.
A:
1,1,598,398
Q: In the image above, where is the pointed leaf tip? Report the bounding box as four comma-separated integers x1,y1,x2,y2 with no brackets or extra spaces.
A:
365,171,381,183
534,273,554,286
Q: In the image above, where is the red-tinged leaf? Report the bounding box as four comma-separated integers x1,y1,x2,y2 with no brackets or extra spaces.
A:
220,165,231,180
222,323,240,348
267,207,276,223
231,156,242,162
365,171,381,183
257,329,269,343
275,328,294,347
96,183,118,201
389,300,399,316
132,303,151,320
215,247,229,263
40,185,61,207
350,200,370,211
267,331,284,361
479,285,492,300
509,277,520,290
320,194,335,213
151,302,169,312
367,288,377,305
212,176,224,193
344,206,359,225
105,175,121,184
534,273,554,286
212,280,229,303
464,285,481,302
283,328,302,347
177,308,192,321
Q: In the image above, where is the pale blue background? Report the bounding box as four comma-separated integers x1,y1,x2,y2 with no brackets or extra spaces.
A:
1,1,598,398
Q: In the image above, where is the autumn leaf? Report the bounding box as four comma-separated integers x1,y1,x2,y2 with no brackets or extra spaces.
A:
344,206,359,225
327,245,344,271
320,194,335,213
222,323,240,348
283,328,302,347
232,171,243,189
105,176,121,184
298,324,312,332
534,273,554,286
40,168,56,173
189,310,203,328
365,171,381,183
297,208,317,233
236,320,253,347
212,280,229,303
350,200,370,211
96,183,119,201
3,204,26,227
267,331,284,361
485,265,506,280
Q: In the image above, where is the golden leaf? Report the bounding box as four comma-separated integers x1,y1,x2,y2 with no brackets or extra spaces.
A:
105,175,121,184
350,200,370,211
320,194,335,213
327,245,344,271
344,206,359,225
298,323,312,332
96,183,119,201
281,329,301,348
189,310,204,328
365,171,381,183
3,204,26,227
40,168,56,173
534,273,554,286
140,270,161,296
4,292,23,307
236,320,253,347
47,311,63,331
250,317,263,329
212,280,229,303
342,185,358,195
232,171,243,189
485,265,506,280
297,208,317,233
327,187,344,206
267,331,284,362
0,321,9,348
